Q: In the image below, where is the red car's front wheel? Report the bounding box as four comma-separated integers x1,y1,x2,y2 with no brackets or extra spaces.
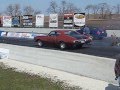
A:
37,40,43,47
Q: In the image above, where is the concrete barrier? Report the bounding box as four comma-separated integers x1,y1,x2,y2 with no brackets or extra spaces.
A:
0,27,120,37
0,28,75,34
106,30,120,37
0,48,9,59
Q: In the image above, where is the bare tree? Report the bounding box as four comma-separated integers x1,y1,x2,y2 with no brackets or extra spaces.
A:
14,4,21,16
85,5,93,19
6,4,41,16
59,0,81,15
106,6,114,19
5,4,21,16
6,4,14,16
66,2,81,13
114,4,120,15
47,1,58,14
92,5,99,19
23,5,34,15
47,0,81,15
59,0,67,15
85,3,114,19
34,10,41,15
98,3,109,19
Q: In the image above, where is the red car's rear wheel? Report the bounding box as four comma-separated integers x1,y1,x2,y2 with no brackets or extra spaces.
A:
59,42,66,50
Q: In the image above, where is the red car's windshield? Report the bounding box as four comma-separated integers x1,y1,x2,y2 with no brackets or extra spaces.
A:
65,31,79,35
65,31,83,39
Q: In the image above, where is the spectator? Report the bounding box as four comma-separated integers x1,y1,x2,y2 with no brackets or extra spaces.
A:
83,25,90,35
111,33,118,46
114,54,120,86
96,30,101,35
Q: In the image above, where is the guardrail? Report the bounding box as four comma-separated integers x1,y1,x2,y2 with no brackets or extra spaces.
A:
0,30,46,39
106,30,120,37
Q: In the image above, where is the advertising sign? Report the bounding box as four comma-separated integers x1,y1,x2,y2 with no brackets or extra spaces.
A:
36,14,44,27
12,16,20,27
49,14,58,28
7,32,21,38
1,32,8,37
74,13,85,27
7,32,34,39
22,15,33,27
20,33,33,38
64,14,73,28
3,16,12,27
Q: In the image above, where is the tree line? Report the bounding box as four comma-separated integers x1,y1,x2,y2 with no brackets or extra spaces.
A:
1,0,120,19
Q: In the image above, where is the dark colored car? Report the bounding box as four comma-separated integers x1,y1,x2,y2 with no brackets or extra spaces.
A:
90,27,107,40
76,26,107,40
34,30,87,49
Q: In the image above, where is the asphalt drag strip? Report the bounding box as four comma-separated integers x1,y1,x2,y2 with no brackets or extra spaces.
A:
0,37,120,59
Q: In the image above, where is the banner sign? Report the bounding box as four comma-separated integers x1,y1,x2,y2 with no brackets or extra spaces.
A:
3,16,12,27
22,15,33,27
74,13,85,27
36,14,44,27
12,16,20,27
20,33,33,38
0,31,46,39
64,14,73,28
1,32,8,37
7,32,21,38
49,14,58,28
0,30,3,36
7,32,34,39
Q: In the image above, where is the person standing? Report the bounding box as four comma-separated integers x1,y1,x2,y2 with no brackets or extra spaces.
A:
114,54,120,86
83,25,90,35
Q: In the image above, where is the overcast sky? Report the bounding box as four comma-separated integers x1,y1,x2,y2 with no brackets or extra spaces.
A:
1,0,120,14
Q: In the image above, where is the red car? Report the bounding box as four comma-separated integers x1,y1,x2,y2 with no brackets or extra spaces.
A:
34,30,87,49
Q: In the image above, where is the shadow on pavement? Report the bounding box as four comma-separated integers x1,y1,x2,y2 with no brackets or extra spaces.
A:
105,84,120,90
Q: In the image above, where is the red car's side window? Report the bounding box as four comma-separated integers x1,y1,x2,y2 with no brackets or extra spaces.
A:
49,31,56,36
49,31,61,36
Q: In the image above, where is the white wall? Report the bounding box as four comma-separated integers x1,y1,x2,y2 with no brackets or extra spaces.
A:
106,30,120,37
0,28,120,37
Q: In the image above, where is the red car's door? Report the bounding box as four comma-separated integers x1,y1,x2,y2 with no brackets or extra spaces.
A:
47,31,57,45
